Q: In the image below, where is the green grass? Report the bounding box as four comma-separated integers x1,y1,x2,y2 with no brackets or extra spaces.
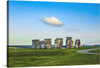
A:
89,49,100,53
7,47,100,67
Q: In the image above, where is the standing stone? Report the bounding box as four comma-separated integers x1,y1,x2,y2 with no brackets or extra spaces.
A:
39,41,45,49
32,40,40,49
66,37,73,48
70,41,74,48
75,39,81,48
55,38,63,49
44,39,51,49
75,41,78,48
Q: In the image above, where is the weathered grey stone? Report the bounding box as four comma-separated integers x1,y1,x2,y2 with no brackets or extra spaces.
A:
32,40,40,49
55,38,63,49
66,37,73,48
44,39,51,49
39,41,45,49
75,39,81,48
70,41,74,48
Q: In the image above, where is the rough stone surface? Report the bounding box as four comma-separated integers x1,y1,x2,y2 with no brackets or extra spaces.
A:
44,39,51,49
66,37,73,48
55,38,63,48
32,40,40,49
75,39,81,48
39,41,45,49
70,41,73,48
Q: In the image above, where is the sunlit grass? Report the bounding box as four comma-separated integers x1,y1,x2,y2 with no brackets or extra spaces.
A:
7,46,100,67
89,49,100,53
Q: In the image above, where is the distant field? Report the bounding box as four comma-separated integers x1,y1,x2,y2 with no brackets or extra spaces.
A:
7,46,100,67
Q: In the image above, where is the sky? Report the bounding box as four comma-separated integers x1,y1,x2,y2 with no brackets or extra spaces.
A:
8,1,100,45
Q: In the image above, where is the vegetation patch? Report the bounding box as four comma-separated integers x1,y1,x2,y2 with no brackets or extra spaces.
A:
88,49,100,53
8,51,68,57
7,47,99,67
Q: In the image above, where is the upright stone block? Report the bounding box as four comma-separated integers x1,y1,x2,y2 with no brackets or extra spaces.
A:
39,41,45,49
55,38,63,48
44,39,51,49
66,37,73,48
70,41,73,48
32,40,40,49
75,39,81,48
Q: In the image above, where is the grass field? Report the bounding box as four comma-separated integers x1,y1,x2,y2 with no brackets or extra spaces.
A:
89,49,100,53
7,46,100,67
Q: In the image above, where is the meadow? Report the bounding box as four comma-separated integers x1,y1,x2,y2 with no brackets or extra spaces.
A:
7,46,100,67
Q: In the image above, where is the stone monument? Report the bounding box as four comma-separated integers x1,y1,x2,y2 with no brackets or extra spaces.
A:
32,40,40,49
44,39,51,49
75,39,81,48
55,38,63,48
39,41,45,49
66,37,73,48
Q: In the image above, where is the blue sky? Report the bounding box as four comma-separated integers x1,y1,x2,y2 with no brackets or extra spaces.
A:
8,1,100,45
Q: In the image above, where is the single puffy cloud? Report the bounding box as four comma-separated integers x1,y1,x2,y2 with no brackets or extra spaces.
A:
44,16,63,26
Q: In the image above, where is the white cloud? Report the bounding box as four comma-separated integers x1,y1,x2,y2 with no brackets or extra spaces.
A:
44,16,63,26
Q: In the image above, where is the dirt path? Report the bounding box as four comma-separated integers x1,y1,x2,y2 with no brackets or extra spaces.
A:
77,48,99,54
